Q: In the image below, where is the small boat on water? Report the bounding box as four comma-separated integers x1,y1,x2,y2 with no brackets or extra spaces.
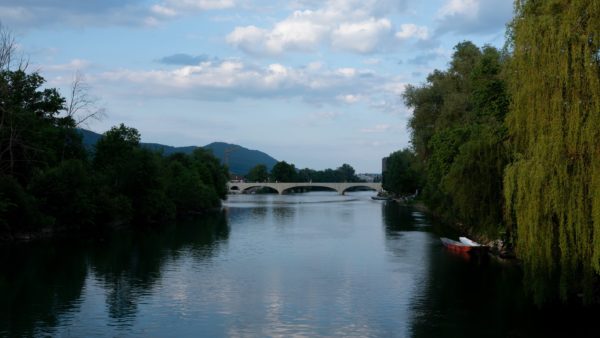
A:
459,237,482,247
371,196,391,201
441,236,488,254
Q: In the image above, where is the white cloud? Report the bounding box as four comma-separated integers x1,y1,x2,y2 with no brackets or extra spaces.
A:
152,0,234,17
438,0,479,19
395,24,429,40
435,0,513,35
331,18,392,53
226,9,332,55
227,0,418,55
93,60,402,109
336,68,357,77
337,94,362,104
150,4,178,17
226,26,269,54
165,0,235,10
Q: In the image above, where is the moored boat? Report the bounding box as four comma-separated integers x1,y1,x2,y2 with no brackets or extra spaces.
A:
441,236,489,254
459,237,481,246
440,237,473,253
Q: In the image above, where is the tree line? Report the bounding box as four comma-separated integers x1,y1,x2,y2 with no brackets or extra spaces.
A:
245,162,361,183
385,1,600,303
0,44,228,240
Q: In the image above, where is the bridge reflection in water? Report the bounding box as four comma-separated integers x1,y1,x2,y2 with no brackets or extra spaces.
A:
227,181,382,195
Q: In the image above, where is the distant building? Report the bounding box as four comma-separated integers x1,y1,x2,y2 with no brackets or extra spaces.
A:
229,174,244,182
357,173,382,183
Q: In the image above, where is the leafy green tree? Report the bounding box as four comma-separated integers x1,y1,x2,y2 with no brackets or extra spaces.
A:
93,125,174,225
0,29,231,237
0,174,46,235
383,149,420,196
336,163,358,182
29,159,95,229
504,0,600,303
164,160,205,214
190,148,228,200
297,168,315,182
93,123,140,169
404,41,509,232
246,164,269,182
270,161,297,182
0,69,70,181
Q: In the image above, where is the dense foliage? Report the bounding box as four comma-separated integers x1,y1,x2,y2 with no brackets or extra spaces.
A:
403,42,509,234
246,161,361,183
397,2,600,303
296,163,360,183
382,149,421,197
245,164,269,182
0,68,228,239
504,0,600,303
270,161,298,182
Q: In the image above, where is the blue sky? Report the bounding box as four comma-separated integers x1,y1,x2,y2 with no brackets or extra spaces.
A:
3,0,513,173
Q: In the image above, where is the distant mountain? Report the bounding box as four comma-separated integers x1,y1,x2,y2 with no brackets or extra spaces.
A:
79,129,103,151
204,142,278,176
78,129,278,175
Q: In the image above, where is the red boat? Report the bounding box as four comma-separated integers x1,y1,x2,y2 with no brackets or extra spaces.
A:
440,237,489,254
440,237,473,253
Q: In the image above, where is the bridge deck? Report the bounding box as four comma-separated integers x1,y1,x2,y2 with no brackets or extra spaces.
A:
227,181,382,195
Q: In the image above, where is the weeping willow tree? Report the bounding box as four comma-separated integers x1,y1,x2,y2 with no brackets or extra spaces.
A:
504,0,600,303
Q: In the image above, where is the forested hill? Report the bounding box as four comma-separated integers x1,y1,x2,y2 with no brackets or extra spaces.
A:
204,142,278,176
78,129,278,175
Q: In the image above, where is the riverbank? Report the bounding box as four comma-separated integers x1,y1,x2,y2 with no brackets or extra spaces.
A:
393,198,517,261
0,206,225,244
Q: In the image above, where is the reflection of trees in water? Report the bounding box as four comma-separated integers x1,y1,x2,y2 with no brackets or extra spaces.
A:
381,202,600,337
226,206,268,224
0,211,230,335
251,207,268,220
272,206,296,225
409,249,600,338
382,202,422,237
91,211,229,325
0,241,88,336
381,202,527,337
401,216,600,338
407,244,530,338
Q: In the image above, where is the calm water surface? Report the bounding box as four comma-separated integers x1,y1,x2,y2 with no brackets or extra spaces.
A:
1,191,598,337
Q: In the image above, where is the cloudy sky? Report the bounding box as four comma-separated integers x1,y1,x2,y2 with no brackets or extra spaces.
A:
3,0,513,172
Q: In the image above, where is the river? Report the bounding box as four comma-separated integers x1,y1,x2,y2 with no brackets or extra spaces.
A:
0,191,598,337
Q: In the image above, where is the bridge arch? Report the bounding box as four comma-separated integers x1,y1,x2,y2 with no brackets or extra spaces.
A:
239,184,281,194
340,184,380,195
280,184,338,195
227,182,382,195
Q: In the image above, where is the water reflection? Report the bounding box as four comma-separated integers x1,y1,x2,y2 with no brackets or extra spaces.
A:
272,206,296,225
0,240,88,337
382,202,429,235
0,211,229,336
4,195,600,337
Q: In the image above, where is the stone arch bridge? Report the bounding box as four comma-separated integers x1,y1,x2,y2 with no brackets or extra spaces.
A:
228,181,382,195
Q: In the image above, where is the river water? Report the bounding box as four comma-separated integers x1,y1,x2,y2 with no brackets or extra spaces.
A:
1,191,598,337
